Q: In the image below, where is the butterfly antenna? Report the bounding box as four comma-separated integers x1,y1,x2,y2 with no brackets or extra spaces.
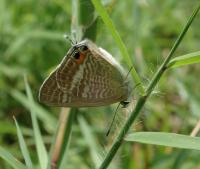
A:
106,103,121,136
64,34,75,45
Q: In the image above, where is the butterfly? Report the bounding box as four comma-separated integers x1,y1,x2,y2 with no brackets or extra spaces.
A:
39,39,130,107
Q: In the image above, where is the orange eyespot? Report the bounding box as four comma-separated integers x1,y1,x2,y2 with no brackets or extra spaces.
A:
76,53,86,64
72,47,88,64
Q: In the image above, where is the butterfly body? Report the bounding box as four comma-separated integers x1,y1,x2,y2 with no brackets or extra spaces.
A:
39,39,130,107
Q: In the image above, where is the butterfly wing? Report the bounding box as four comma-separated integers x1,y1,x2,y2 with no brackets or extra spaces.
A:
39,70,65,105
39,40,129,107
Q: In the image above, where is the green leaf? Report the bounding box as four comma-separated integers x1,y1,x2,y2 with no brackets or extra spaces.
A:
0,146,27,169
14,117,33,169
125,132,200,150
167,51,200,69
79,0,97,41
24,76,48,169
90,0,144,94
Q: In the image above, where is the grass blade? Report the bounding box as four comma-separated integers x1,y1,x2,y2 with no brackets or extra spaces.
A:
167,51,200,69
24,76,48,169
125,132,200,150
14,117,33,169
10,89,57,132
90,0,144,94
0,146,27,169
78,116,102,168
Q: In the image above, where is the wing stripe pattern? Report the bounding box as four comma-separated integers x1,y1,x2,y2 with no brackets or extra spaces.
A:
39,39,129,107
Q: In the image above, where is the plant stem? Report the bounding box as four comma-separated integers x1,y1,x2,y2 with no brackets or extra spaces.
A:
50,1,97,168
98,3,200,169
51,108,75,169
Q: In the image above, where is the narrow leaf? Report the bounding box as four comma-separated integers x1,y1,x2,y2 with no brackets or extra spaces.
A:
78,116,102,168
14,117,33,169
91,0,144,94
167,51,200,69
125,132,200,150
24,76,48,169
0,146,27,169
10,89,57,132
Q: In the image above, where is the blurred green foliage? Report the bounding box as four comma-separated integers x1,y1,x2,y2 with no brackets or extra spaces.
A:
0,0,200,169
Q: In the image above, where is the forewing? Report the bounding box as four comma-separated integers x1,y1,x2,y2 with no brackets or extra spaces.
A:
39,70,71,106
54,50,128,107
39,40,129,107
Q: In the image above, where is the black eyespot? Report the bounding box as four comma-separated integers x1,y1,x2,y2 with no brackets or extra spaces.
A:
73,52,80,59
82,45,88,51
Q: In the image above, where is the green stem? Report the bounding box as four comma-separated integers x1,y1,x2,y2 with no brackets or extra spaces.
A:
98,3,200,169
99,96,146,169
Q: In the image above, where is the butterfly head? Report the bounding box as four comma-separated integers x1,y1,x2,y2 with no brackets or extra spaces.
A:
66,40,91,65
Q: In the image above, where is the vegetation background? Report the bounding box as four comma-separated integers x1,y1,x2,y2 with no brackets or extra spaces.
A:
0,0,200,169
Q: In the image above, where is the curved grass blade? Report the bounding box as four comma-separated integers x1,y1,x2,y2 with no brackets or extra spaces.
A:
167,51,200,69
14,117,33,169
10,89,57,132
90,0,144,94
0,146,27,169
125,132,200,150
24,76,48,169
